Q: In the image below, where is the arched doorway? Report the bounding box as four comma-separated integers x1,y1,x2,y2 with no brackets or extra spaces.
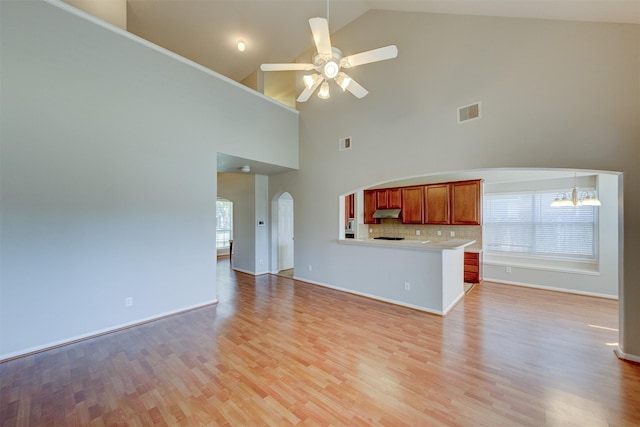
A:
277,192,294,275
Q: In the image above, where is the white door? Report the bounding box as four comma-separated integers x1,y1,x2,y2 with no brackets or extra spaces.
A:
278,197,294,271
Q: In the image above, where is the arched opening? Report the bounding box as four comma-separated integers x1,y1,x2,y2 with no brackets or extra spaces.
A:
339,168,620,300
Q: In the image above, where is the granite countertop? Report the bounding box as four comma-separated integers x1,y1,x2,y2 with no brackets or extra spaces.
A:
338,238,476,251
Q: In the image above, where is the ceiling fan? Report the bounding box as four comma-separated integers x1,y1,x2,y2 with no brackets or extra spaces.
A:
260,17,398,102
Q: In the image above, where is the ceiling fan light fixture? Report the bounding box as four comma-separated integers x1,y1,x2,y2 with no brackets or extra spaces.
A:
335,72,352,91
318,81,330,99
260,17,398,102
323,61,339,79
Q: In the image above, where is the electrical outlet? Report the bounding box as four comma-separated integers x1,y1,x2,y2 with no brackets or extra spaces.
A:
450,231,455,237
259,259,264,266
369,228,373,233
437,230,442,236
506,266,512,273
308,264,313,271
125,297,133,307
404,282,411,291
415,230,421,236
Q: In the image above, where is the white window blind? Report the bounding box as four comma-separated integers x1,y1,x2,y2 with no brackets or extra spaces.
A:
484,190,597,260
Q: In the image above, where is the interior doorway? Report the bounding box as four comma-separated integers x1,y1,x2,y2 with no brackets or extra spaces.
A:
277,192,294,276
216,198,233,258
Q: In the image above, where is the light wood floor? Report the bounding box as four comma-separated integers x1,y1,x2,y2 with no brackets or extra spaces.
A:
2,258,639,426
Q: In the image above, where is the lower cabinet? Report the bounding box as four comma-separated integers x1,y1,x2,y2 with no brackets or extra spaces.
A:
464,251,482,283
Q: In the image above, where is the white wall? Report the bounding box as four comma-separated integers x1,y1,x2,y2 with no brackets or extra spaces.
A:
270,11,640,356
0,0,298,358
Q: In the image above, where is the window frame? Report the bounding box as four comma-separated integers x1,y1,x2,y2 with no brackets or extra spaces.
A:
216,198,233,250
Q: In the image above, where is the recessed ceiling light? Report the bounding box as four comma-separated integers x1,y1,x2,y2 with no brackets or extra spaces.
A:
237,40,246,52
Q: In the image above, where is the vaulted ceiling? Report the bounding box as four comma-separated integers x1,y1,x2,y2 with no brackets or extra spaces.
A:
125,0,640,83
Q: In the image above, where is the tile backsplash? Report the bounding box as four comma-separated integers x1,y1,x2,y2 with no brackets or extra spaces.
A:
367,219,482,250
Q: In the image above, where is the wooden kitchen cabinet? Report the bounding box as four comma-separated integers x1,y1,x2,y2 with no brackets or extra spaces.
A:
387,188,402,209
401,186,424,224
450,180,482,225
344,193,355,227
364,190,379,224
464,251,482,283
347,193,355,218
375,188,401,209
375,189,388,209
424,184,450,224
363,178,482,226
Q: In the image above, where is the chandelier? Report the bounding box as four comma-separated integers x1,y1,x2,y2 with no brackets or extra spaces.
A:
550,186,601,207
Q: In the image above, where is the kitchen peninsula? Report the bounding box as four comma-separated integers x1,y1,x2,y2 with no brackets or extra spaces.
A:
336,238,475,315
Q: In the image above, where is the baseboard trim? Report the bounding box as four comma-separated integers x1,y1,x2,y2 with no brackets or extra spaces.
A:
483,277,618,300
614,346,640,364
442,291,465,316
0,300,218,363
233,267,269,276
292,276,445,316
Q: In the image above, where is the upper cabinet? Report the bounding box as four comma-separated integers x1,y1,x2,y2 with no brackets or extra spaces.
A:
401,186,423,224
365,188,402,224
364,190,378,224
375,188,402,209
375,189,388,209
348,194,355,219
344,193,355,227
362,179,482,227
424,184,450,225
387,188,402,209
450,180,482,225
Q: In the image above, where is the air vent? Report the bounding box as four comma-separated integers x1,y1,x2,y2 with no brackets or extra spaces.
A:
457,102,482,124
339,136,352,151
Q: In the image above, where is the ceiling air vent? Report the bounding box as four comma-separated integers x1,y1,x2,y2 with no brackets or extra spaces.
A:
457,102,482,124
339,136,352,151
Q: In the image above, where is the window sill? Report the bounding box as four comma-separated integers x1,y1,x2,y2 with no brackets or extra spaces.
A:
484,252,599,275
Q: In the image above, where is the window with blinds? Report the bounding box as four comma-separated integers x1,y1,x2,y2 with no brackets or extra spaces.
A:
484,190,597,260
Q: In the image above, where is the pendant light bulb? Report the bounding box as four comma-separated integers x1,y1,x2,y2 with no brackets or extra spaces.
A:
318,81,330,99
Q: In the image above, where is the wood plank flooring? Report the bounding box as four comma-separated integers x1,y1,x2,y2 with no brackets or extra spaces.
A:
2,258,639,426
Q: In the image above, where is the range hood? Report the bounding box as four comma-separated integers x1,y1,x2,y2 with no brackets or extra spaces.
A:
372,208,402,219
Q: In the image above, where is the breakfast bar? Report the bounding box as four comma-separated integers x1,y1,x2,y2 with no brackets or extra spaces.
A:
335,238,476,315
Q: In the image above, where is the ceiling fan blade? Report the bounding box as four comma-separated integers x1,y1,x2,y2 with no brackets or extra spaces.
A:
345,77,368,99
260,63,314,72
297,78,323,103
309,17,332,57
341,45,398,68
